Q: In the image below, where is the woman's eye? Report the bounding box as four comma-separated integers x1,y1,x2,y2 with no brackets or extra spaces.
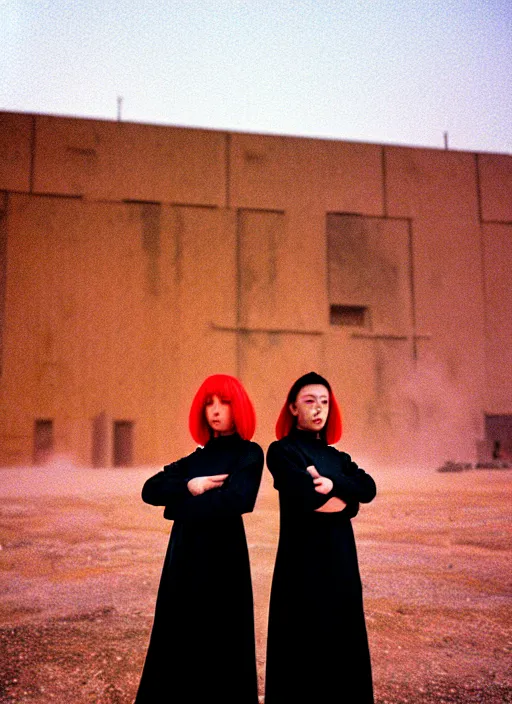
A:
221,399,231,405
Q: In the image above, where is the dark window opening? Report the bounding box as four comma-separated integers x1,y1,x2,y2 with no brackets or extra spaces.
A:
33,419,54,464
330,305,369,327
113,420,134,467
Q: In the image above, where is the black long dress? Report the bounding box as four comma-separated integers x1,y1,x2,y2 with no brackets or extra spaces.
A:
135,433,264,704
265,427,376,704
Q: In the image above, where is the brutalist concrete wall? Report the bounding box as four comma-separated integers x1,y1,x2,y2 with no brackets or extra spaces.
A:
0,111,510,467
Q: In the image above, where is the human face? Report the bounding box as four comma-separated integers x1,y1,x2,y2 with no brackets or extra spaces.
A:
289,384,330,433
205,394,235,436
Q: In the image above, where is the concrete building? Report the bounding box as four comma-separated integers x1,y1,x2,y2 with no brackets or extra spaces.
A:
1,111,511,468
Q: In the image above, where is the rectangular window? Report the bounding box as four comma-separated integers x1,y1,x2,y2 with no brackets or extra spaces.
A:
330,304,369,327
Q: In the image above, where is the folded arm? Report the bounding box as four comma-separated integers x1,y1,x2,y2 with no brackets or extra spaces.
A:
266,443,334,513
146,444,264,521
330,454,377,504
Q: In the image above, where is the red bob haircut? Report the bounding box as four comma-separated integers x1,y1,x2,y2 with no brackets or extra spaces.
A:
275,371,342,445
189,374,257,445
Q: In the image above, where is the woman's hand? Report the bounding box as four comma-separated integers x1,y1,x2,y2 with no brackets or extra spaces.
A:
315,497,347,513
306,466,347,511
306,465,333,494
187,474,228,496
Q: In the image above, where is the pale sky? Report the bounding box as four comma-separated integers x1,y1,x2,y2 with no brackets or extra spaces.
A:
2,0,511,153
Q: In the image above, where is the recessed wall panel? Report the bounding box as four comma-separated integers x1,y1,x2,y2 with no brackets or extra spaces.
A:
0,194,172,462
327,214,413,336
33,115,226,205
0,195,237,464
230,134,383,214
385,146,479,221
0,112,32,192
482,223,512,412
239,208,326,331
0,195,7,377
478,154,512,223
169,206,238,456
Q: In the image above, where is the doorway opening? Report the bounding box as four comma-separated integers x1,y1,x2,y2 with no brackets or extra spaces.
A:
485,414,512,462
113,420,134,467
33,419,54,464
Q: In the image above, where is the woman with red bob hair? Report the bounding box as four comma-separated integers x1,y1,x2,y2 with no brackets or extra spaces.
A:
135,374,263,704
265,372,377,704
188,373,257,446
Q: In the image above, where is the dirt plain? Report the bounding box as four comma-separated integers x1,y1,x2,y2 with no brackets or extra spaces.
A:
0,459,510,704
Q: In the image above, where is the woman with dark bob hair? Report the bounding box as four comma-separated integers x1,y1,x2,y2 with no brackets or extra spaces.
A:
135,374,264,704
265,372,377,704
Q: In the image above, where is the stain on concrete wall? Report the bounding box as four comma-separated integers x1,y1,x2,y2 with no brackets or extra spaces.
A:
140,203,161,297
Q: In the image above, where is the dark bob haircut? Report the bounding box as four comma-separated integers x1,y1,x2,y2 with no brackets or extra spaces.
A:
275,371,342,444
188,374,257,446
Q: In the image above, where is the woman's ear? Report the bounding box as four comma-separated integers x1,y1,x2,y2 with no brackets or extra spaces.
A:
289,402,298,417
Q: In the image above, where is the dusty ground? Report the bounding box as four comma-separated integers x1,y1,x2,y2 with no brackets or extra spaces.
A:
0,460,511,703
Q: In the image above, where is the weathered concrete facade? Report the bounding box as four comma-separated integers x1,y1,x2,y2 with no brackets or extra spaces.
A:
1,111,511,467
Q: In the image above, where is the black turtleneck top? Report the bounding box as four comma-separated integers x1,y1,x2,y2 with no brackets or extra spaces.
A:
142,432,264,521
267,426,376,517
